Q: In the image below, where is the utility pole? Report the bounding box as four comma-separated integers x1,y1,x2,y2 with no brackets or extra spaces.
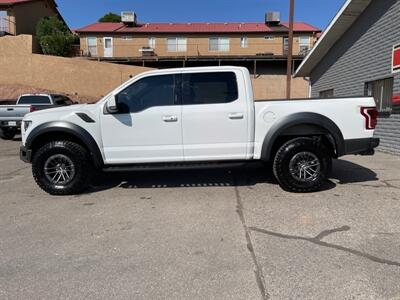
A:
286,0,295,99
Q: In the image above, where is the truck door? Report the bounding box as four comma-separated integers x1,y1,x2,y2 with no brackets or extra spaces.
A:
181,71,249,161
100,74,183,164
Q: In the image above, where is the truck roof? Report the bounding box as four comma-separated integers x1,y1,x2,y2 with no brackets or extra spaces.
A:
138,66,248,77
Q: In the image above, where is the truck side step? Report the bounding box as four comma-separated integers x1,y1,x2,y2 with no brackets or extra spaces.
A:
102,161,253,172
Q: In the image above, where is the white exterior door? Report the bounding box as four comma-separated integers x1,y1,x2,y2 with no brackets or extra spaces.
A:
100,74,183,164
181,71,249,161
103,37,113,57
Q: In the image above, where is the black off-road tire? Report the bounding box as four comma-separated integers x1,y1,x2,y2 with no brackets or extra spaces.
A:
0,128,17,140
273,137,332,193
32,141,92,195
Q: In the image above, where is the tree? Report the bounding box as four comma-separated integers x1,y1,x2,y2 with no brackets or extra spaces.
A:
99,12,121,23
36,16,75,57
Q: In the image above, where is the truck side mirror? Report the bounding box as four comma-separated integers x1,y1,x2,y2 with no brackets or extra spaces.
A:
106,95,119,114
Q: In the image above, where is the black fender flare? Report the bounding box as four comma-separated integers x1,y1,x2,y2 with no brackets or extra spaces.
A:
260,112,345,161
26,121,104,168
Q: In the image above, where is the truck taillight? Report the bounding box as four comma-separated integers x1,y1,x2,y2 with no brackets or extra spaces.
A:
29,106,36,113
360,107,378,130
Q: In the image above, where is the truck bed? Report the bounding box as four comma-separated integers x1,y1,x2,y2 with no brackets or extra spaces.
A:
253,96,377,159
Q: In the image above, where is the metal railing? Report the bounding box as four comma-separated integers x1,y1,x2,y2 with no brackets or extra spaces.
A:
77,41,313,59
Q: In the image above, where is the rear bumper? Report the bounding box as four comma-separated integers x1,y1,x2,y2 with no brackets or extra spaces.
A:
20,146,32,163
0,120,21,129
344,138,380,156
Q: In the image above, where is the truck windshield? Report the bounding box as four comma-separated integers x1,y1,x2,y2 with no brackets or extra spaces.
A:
18,96,51,104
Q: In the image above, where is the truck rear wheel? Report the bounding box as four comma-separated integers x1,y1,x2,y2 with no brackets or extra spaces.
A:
32,141,92,195
273,137,332,193
0,128,17,140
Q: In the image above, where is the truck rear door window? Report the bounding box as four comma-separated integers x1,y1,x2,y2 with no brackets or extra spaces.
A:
182,72,238,105
18,96,51,104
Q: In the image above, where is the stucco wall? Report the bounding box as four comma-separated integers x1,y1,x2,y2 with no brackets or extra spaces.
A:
0,35,308,102
252,74,308,100
0,35,152,101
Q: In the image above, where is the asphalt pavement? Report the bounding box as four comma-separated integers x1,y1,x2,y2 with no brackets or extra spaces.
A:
0,138,399,299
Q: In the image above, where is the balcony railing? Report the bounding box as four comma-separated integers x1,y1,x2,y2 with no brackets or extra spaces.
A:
0,17,16,35
78,41,313,59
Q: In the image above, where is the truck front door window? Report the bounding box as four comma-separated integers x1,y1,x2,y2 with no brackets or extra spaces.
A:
116,75,177,113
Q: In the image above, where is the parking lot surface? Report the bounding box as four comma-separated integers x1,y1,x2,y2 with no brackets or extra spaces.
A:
1,139,400,299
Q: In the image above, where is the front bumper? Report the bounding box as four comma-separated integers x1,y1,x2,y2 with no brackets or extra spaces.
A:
344,138,380,156
20,146,32,163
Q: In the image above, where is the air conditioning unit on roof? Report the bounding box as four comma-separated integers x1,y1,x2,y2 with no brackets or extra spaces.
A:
121,11,137,25
265,12,280,25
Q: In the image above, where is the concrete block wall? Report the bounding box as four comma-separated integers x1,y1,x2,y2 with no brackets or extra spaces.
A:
375,115,400,155
0,35,152,101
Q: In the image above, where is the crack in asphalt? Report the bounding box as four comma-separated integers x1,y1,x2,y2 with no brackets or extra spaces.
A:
1,166,29,177
337,179,400,190
250,226,400,268
234,184,269,300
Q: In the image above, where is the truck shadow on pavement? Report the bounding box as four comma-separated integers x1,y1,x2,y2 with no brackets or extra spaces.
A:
88,159,378,193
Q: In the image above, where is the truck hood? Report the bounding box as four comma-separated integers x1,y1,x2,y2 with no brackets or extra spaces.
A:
26,104,90,118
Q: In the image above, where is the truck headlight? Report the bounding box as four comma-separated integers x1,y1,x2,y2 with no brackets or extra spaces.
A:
23,121,32,131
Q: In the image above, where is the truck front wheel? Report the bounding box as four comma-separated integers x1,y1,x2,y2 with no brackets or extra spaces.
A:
32,141,92,195
273,137,332,193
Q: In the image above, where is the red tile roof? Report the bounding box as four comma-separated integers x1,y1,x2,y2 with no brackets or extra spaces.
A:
0,0,36,5
76,22,321,34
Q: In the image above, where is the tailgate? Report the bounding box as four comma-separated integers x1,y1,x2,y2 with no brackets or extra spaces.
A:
0,105,31,121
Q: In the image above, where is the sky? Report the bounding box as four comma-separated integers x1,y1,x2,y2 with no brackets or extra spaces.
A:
57,0,346,31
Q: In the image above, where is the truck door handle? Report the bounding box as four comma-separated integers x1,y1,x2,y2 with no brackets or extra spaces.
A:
7,108,14,111
228,113,244,120
163,115,178,122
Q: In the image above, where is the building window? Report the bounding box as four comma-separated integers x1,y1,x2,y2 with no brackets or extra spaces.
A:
365,77,393,113
240,37,248,48
283,37,289,54
264,36,275,40
299,36,311,55
166,37,187,52
121,36,132,40
209,37,230,52
319,89,334,98
87,37,97,56
148,37,156,48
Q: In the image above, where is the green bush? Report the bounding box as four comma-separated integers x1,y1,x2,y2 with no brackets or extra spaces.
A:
99,12,121,23
36,16,74,57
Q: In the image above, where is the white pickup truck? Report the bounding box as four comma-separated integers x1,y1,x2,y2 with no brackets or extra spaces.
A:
19,66,379,195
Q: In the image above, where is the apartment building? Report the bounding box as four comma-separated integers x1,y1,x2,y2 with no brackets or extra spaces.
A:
76,13,319,61
0,0,66,36
76,12,321,99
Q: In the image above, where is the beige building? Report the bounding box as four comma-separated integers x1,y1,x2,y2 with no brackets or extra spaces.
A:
76,13,321,99
0,0,67,36
76,16,320,61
